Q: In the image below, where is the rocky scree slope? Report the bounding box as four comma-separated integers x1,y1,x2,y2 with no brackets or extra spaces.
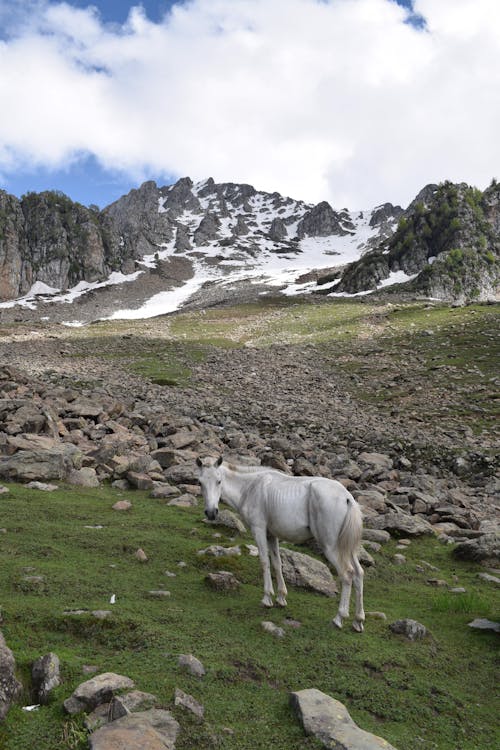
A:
0,322,498,556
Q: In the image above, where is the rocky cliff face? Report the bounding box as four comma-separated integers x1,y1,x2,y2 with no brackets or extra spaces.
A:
335,181,500,301
0,190,132,299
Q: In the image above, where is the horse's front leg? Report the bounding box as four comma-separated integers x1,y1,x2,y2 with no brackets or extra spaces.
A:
268,535,287,607
253,527,274,607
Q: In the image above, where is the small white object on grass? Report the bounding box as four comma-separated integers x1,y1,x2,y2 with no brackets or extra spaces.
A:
110,594,116,604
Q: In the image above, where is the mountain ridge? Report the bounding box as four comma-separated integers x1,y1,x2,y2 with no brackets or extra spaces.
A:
0,176,498,322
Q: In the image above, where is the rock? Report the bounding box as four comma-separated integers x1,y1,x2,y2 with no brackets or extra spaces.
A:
167,493,197,508
197,545,241,557
178,654,205,677
24,481,58,491
389,619,428,641
205,571,241,592
0,631,23,720
0,445,81,482
393,554,406,565
84,702,111,732
261,621,285,638
163,462,200,485
150,483,180,499
204,508,246,534
126,471,153,490
108,690,157,721
280,547,338,597
168,430,199,450
357,452,393,473
67,467,100,487
477,572,500,585
31,652,60,705
453,534,499,565
358,547,375,567
0,485,9,495
174,687,204,719
365,511,434,537
112,500,132,511
135,548,148,562
290,688,399,749
89,709,179,750
468,618,500,633
362,529,391,544
111,479,131,491
63,672,135,714
355,490,386,513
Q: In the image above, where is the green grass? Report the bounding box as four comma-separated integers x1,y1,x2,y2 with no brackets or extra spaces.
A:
0,483,498,750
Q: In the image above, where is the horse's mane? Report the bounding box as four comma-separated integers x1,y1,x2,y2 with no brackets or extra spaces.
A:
224,461,288,476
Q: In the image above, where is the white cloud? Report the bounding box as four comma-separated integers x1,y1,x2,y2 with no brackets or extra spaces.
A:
0,0,499,208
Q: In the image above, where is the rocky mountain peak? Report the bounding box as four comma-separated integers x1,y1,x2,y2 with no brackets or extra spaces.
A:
0,177,498,319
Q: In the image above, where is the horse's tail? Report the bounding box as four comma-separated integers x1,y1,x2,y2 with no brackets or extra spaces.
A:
336,496,363,576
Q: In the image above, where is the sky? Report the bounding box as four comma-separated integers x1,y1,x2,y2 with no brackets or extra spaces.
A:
0,0,498,210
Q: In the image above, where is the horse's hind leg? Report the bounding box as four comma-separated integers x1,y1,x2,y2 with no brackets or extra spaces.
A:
351,555,365,632
268,535,287,607
323,547,353,630
253,526,275,607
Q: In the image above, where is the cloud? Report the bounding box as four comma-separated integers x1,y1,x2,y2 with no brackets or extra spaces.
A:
0,0,499,208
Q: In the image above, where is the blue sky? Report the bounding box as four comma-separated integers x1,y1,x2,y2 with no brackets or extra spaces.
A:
0,0,498,210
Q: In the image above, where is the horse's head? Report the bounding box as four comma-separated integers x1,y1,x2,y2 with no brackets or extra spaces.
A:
196,456,223,521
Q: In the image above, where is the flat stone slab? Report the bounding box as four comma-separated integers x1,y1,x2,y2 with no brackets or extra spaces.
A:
25,481,59,491
468,618,500,633
89,709,179,750
290,688,398,749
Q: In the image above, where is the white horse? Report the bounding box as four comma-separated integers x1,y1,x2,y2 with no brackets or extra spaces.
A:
197,456,365,632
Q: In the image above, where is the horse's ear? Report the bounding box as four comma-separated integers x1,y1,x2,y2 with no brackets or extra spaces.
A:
216,455,223,467
196,457,203,468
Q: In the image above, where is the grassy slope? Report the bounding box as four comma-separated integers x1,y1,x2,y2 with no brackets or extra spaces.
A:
0,484,498,750
0,299,499,749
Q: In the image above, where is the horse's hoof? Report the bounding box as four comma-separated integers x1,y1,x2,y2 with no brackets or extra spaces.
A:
276,596,287,607
261,597,274,608
332,615,343,629
352,620,364,633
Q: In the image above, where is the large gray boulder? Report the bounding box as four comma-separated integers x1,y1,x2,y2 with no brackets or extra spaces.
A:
64,672,135,714
290,688,398,749
453,533,499,564
0,444,81,482
0,632,23,721
280,548,338,597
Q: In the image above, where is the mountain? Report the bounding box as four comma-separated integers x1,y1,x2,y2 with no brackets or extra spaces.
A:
334,180,500,302
0,177,498,322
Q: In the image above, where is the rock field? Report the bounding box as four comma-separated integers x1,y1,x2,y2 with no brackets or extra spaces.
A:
0,317,498,547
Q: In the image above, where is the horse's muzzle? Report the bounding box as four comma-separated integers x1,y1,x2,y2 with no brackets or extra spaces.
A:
205,508,219,521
